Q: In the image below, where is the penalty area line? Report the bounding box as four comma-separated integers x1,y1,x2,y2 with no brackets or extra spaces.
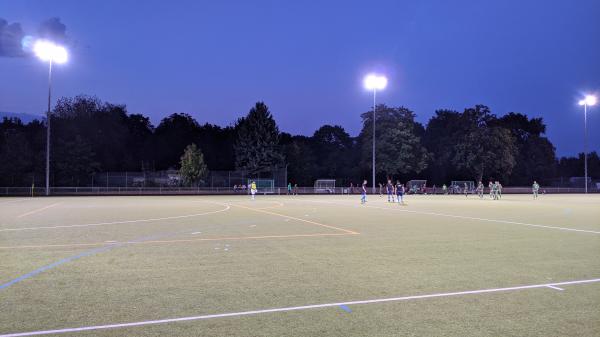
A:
232,203,359,235
1,278,598,337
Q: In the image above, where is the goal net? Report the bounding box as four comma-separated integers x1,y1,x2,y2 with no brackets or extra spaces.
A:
247,179,275,193
314,179,336,193
450,181,475,193
407,180,427,194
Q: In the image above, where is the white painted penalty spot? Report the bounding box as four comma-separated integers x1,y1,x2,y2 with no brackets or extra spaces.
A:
191,232,202,235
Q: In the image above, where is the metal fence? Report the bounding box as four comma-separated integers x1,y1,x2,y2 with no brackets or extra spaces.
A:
85,167,288,188
1,185,598,196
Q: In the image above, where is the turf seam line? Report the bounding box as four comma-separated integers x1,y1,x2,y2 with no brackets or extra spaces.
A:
1,277,598,337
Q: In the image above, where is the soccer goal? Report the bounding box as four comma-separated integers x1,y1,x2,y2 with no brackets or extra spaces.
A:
247,179,275,194
314,179,336,193
407,180,427,194
451,181,475,194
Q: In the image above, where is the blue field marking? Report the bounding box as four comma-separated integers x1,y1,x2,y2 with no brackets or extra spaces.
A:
0,231,178,291
0,244,119,290
339,305,352,313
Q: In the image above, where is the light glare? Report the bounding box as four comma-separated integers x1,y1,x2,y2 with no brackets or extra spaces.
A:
364,74,387,90
34,40,68,64
584,95,597,106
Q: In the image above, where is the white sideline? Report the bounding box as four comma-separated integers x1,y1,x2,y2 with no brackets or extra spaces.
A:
0,203,230,232
300,199,600,235
1,278,599,337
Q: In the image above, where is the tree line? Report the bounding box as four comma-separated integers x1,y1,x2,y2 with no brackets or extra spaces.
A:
0,95,598,187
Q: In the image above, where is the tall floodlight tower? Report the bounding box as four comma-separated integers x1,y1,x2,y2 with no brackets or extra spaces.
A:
34,40,68,196
364,74,388,193
578,95,597,193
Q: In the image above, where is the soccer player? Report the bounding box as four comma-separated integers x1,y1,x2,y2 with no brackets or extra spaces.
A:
396,180,405,205
361,180,368,204
464,182,469,197
497,181,503,199
532,181,540,199
492,181,499,200
442,184,447,195
250,181,257,200
287,182,292,195
477,181,484,199
386,179,394,202
488,181,493,198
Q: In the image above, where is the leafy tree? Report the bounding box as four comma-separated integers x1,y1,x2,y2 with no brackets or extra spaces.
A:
234,102,284,173
453,126,517,181
154,113,201,170
359,105,428,182
311,125,356,180
52,135,100,186
196,123,236,170
557,152,600,179
281,135,318,186
179,143,208,186
493,113,556,184
423,109,464,184
0,119,31,186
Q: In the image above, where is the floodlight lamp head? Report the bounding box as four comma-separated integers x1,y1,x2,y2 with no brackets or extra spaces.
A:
364,74,387,90
34,40,68,64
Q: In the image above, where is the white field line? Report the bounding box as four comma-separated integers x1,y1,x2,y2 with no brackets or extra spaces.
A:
300,199,600,235
546,285,564,291
0,203,230,232
16,203,61,218
1,278,598,337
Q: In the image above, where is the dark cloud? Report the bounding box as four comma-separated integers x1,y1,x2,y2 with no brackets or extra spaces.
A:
0,17,68,57
0,18,25,57
38,17,67,44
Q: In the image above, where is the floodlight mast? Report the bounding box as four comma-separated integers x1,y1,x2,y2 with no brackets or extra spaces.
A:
579,95,597,193
364,74,388,193
34,40,68,196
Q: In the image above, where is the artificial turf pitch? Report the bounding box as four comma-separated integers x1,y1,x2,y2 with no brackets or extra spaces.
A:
0,194,599,336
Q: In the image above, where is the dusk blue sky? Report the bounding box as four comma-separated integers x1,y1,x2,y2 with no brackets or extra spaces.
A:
1,0,599,156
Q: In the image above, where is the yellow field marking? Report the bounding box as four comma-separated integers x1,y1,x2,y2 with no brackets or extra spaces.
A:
0,232,357,250
232,203,359,235
16,203,61,218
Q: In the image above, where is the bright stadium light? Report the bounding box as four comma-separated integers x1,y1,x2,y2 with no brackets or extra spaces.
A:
364,74,388,90
34,39,69,196
579,95,597,107
363,73,388,193
579,94,596,193
34,40,68,64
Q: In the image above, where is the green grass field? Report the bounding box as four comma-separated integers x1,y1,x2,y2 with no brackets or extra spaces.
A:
1,194,599,336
